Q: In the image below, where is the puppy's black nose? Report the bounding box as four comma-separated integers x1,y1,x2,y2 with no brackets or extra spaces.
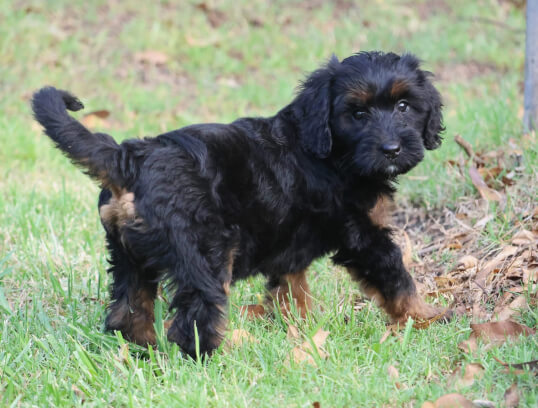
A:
381,143,401,159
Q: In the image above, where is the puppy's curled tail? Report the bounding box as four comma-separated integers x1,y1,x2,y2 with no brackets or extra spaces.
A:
32,86,126,187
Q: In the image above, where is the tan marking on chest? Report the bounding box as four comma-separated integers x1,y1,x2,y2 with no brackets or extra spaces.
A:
368,195,394,228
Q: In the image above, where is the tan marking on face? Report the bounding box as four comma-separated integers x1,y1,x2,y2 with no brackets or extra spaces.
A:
348,87,374,105
390,79,409,100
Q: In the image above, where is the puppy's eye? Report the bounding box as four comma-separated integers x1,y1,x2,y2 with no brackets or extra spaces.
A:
353,110,367,120
397,100,409,113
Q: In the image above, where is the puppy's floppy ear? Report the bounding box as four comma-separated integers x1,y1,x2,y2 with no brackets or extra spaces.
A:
421,73,444,150
293,55,339,158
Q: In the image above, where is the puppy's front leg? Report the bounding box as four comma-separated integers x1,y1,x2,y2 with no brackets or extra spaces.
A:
166,279,229,358
333,218,451,324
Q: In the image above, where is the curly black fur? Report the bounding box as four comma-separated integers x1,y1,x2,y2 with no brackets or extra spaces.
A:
32,51,444,358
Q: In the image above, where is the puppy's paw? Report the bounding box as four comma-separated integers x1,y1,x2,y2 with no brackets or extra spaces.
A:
388,294,453,327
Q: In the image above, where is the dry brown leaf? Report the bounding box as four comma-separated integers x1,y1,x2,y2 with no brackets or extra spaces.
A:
523,268,537,285
504,383,520,408
459,320,535,352
471,303,489,322
185,33,221,47
387,364,405,389
457,255,478,271
511,230,536,246
496,295,528,321
71,384,85,401
290,329,329,366
478,166,502,180
501,172,516,186
226,329,258,349
379,326,398,344
435,276,461,289
287,324,300,340
134,50,169,65
474,214,494,230
80,110,110,128
387,364,399,379
475,245,519,287
455,134,474,158
449,363,484,388
195,2,227,28
239,304,265,319
446,240,463,250
469,166,505,202
430,393,475,408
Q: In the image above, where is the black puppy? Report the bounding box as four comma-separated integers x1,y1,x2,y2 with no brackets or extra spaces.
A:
32,51,450,358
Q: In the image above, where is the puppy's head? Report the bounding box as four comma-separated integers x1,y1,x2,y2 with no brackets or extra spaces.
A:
293,51,444,178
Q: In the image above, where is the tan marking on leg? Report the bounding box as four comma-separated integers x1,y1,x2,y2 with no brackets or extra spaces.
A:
223,246,237,296
269,270,312,319
128,287,157,345
386,292,450,324
205,247,236,349
107,286,157,346
354,276,450,325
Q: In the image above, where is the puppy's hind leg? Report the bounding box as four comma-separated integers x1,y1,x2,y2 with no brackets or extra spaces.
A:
268,270,313,319
166,239,236,358
99,188,159,345
103,231,159,345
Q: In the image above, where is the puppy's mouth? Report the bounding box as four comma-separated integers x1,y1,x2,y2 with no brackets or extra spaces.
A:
381,154,421,177
385,164,399,176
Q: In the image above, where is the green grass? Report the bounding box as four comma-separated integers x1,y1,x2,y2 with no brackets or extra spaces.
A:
0,0,536,406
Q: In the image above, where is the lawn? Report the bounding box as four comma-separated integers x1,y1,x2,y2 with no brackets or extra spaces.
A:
0,0,536,407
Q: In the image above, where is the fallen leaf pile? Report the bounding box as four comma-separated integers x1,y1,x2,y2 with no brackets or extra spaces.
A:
389,134,537,323
387,134,536,405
